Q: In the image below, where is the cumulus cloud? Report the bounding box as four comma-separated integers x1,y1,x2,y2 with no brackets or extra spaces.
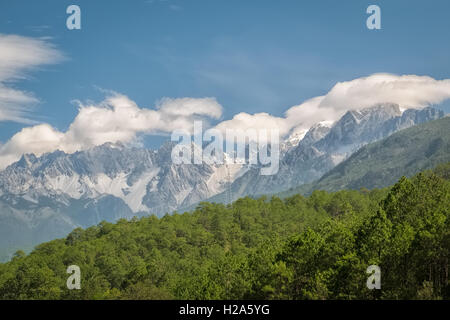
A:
0,94,222,168
215,112,288,136
0,34,64,123
214,73,450,137
319,74,450,111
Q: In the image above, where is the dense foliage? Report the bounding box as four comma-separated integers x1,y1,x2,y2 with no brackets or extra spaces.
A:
0,163,449,300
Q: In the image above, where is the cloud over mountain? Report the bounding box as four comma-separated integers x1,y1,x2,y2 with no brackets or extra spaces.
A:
0,94,223,168
215,74,450,137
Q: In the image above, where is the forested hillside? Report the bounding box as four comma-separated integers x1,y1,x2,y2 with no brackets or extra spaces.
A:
0,163,449,300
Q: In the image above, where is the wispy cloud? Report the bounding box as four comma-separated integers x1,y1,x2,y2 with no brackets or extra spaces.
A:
0,34,64,123
25,25,52,33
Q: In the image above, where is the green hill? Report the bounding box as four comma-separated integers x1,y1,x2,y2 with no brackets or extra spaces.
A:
283,116,450,197
0,164,449,300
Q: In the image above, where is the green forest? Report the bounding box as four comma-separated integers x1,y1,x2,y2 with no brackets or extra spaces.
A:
0,163,449,300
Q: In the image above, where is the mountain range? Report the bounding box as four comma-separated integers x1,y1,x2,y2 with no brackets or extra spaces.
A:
205,104,444,204
0,103,446,261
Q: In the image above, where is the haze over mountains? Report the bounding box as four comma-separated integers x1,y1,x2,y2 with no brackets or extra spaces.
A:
0,103,446,261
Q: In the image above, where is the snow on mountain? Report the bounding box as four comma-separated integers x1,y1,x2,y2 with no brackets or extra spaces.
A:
0,141,248,216
281,129,308,155
0,103,445,261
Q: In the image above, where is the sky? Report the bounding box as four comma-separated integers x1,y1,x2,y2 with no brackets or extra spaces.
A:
0,0,450,168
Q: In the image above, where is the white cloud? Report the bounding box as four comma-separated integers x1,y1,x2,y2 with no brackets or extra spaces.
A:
214,73,450,138
0,34,63,123
215,112,289,136
319,73,450,110
0,94,222,168
0,124,65,168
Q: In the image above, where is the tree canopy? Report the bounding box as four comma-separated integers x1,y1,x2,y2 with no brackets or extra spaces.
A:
0,163,449,300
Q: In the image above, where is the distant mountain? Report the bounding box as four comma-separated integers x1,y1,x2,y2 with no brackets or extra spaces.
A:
205,105,444,204
0,104,444,261
0,142,247,214
282,116,450,197
0,142,247,261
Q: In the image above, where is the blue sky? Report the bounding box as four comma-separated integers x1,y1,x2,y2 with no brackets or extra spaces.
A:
0,0,450,154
